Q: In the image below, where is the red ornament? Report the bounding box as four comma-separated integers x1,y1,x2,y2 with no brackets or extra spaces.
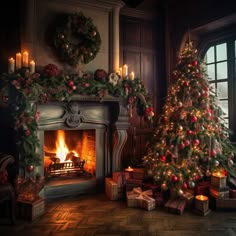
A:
171,175,178,183
179,142,185,149
160,155,166,162
27,165,34,172
192,60,198,67
191,115,198,123
68,80,74,87
211,149,217,157
184,140,191,146
182,182,188,189
183,81,189,87
192,139,200,146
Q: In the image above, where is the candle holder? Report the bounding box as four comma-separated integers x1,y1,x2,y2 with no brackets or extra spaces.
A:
194,195,211,216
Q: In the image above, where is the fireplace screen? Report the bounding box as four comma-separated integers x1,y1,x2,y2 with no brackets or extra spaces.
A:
44,129,96,179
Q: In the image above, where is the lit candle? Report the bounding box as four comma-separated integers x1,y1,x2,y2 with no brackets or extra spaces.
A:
125,166,134,172
195,195,208,201
195,195,209,215
129,71,135,80
16,52,22,70
29,60,35,74
119,67,123,78
122,64,128,78
8,57,15,74
22,51,29,67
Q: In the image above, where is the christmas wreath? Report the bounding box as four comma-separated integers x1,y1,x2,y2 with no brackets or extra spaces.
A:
54,12,101,66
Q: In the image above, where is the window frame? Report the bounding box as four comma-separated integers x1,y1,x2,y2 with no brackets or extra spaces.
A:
198,35,236,142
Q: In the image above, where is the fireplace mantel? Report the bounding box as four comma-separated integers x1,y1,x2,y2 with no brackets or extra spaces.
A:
37,95,129,198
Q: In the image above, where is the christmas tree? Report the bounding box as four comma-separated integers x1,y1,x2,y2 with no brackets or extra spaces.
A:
143,42,236,197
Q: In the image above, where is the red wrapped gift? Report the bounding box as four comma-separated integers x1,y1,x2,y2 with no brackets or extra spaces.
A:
126,187,155,211
132,168,145,180
195,181,210,195
112,171,130,187
126,178,143,191
164,198,186,215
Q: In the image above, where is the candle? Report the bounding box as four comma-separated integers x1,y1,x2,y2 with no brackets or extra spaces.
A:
29,60,35,74
22,51,29,67
122,64,128,78
16,52,22,70
195,195,209,215
212,171,225,178
195,195,208,201
8,57,15,74
119,67,123,78
129,71,135,80
125,166,134,172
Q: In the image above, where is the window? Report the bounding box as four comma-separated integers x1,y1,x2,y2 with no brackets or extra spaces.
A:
202,39,236,141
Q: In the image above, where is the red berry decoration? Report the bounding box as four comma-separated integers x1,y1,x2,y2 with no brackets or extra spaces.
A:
25,129,31,136
183,81,189,87
182,182,188,189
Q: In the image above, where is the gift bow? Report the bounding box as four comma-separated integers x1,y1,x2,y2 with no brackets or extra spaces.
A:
132,187,153,201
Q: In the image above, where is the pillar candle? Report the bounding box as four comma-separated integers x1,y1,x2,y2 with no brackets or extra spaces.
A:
16,52,22,70
122,64,128,77
129,71,135,80
29,60,35,74
22,51,29,67
8,57,15,74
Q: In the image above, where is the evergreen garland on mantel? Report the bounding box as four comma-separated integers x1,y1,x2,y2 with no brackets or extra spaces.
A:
0,64,154,173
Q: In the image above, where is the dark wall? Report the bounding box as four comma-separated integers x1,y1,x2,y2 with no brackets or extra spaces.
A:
165,0,236,72
0,0,21,73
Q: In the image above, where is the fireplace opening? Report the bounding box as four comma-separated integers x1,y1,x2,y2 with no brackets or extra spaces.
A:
44,129,96,182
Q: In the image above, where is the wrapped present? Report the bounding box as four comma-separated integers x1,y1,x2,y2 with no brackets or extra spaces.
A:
229,189,236,198
164,198,186,215
211,174,227,188
132,168,145,180
112,171,130,188
195,181,210,196
182,191,194,209
126,187,155,211
209,186,229,199
216,198,236,209
155,192,165,207
143,183,160,194
105,177,125,200
126,178,143,191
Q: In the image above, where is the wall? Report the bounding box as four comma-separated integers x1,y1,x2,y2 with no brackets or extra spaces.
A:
21,0,124,74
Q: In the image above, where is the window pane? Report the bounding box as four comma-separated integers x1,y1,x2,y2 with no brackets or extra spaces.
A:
217,62,227,80
216,43,227,61
207,64,215,80
217,82,228,99
218,100,228,117
205,46,214,63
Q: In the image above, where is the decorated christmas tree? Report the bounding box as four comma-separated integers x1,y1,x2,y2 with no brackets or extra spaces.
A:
143,42,236,197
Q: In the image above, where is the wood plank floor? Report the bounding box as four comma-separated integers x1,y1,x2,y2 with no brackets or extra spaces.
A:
1,193,236,236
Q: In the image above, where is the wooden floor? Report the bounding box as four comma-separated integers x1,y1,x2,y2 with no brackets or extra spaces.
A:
1,193,236,236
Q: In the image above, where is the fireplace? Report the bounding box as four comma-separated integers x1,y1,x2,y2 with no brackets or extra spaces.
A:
36,95,129,199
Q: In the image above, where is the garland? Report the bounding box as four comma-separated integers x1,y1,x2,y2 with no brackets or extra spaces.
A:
54,12,101,66
0,65,154,171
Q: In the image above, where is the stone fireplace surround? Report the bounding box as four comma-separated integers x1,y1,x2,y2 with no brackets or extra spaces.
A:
37,95,129,199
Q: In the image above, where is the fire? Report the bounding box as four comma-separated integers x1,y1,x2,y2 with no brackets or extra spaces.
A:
55,130,78,162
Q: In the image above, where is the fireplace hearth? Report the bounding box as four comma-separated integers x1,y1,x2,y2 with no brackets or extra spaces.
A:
37,95,129,199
